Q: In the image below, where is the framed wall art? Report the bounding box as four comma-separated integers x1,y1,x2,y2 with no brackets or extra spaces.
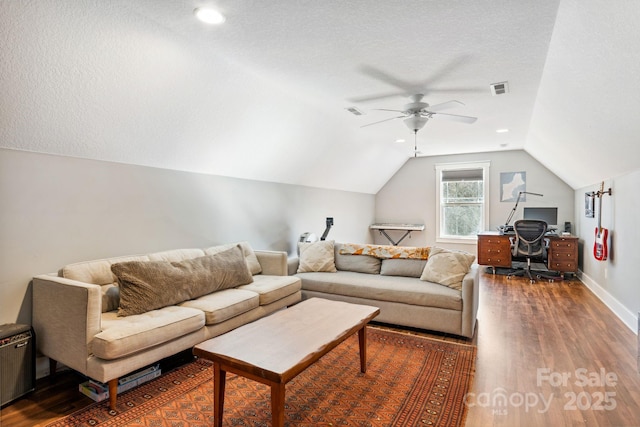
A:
500,171,526,202
585,192,595,218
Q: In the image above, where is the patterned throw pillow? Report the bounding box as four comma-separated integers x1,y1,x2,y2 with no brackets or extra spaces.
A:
419,247,475,290
297,240,337,273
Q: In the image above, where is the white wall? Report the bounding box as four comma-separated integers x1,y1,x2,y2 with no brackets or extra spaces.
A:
0,148,375,325
374,150,574,253
575,170,640,332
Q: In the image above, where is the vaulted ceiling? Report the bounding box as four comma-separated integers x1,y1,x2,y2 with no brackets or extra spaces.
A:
1,0,639,194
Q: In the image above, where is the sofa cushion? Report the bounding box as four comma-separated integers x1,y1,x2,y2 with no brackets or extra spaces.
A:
204,242,262,275
237,275,302,305
179,289,259,325
93,306,205,360
297,271,462,311
61,254,151,313
147,248,206,262
420,247,475,290
297,240,337,273
334,243,381,274
112,245,253,316
380,258,428,278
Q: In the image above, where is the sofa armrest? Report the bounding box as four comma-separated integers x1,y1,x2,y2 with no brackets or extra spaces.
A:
460,264,480,338
287,257,299,276
254,250,288,276
32,274,103,375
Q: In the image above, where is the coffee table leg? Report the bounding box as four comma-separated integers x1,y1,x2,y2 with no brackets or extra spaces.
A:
271,382,285,427
358,326,368,373
213,363,226,427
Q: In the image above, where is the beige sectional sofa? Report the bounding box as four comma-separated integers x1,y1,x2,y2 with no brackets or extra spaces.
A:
33,242,301,409
291,242,478,339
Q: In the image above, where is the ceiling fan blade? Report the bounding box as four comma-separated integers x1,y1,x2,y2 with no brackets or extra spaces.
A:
431,112,478,124
420,87,485,93
427,100,465,112
418,56,471,88
360,115,406,128
372,108,406,113
347,91,406,103
357,65,415,92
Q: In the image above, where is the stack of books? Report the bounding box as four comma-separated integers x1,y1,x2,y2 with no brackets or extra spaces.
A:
78,363,161,402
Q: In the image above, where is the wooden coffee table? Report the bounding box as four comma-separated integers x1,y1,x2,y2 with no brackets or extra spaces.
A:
193,298,380,427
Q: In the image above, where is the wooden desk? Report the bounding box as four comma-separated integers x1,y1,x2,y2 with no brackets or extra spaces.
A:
477,231,578,276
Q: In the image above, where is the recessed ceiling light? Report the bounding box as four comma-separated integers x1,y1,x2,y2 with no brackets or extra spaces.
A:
496,128,509,133
194,7,226,24
395,139,406,143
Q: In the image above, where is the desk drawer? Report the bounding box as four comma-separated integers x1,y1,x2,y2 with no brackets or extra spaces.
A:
549,240,575,251
478,253,511,267
549,260,577,273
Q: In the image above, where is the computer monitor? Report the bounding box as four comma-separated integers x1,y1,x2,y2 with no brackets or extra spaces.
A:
523,207,558,228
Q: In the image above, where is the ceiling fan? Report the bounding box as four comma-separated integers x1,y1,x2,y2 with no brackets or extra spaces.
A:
360,93,478,157
360,93,477,131
349,61,480,156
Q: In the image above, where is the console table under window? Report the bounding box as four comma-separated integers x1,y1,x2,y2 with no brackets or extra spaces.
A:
370,223,425,246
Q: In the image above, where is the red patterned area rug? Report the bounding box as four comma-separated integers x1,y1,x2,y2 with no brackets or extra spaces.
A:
47,328,475,427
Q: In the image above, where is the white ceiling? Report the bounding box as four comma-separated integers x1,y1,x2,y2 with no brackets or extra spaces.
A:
1,0,639,193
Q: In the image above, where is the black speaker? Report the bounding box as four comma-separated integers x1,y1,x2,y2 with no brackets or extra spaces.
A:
0,324,35,407
564,221,572,234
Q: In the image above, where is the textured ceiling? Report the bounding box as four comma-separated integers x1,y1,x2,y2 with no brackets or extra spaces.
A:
1,0,639,193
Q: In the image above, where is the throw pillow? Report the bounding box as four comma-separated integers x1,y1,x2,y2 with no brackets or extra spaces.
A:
112,245,253,316
297,240,337,273
420,247,475,290
334,243,381,274
204,241,262,275
380,258,428,278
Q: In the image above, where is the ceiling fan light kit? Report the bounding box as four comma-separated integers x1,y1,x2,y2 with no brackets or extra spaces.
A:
404,115,429,131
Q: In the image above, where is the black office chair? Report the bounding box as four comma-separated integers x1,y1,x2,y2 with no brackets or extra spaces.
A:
507,220,554,283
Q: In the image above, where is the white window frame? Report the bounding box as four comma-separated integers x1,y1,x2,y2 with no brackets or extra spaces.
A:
435,161,490,244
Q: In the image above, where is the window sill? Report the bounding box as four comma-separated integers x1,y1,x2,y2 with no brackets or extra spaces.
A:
436,236,478,245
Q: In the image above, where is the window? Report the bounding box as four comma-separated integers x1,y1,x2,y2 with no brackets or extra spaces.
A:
435,162,490,243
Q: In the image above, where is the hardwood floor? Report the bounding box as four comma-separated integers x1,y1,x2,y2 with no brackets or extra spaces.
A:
2,270,639,426
467,271,640,427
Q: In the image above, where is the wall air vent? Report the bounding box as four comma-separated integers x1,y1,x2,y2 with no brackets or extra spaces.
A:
345,107,364,116
490,81,509,96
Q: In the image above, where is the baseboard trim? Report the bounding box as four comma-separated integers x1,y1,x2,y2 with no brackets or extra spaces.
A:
578,270,638,334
